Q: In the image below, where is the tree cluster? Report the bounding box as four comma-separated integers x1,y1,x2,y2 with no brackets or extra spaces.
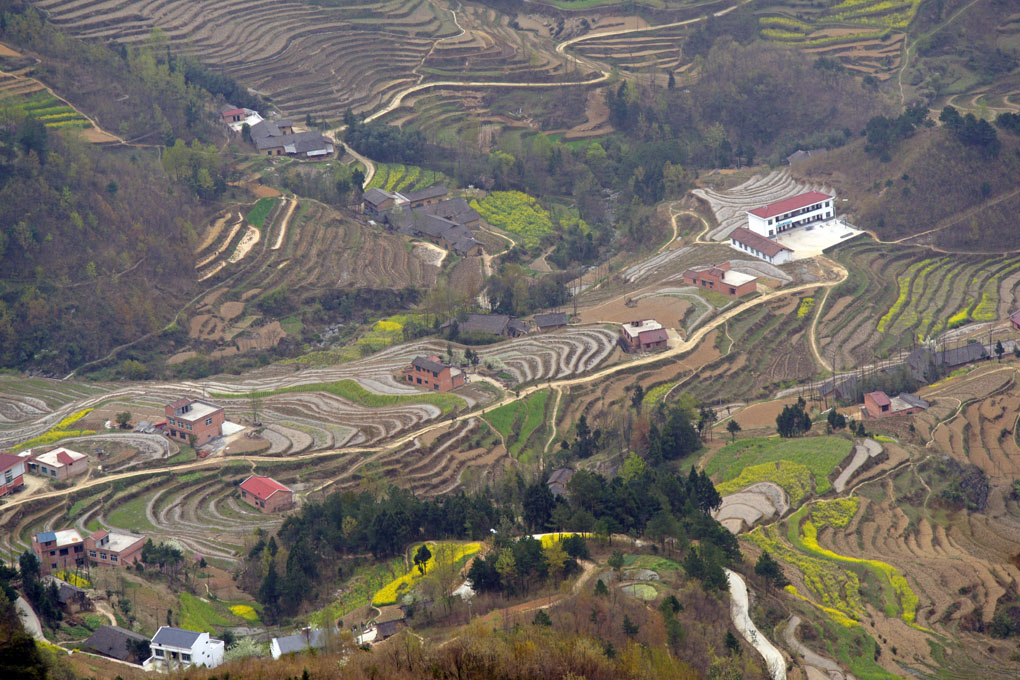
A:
776,397,812,437
864,103,931,160
466,535,585,596
17,552,62,626
343,113,425,164
939,106,1000,156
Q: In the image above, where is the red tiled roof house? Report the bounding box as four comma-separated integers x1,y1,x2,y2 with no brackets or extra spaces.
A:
164,398,225,447
239,476,294,513
746,191,834,237
405,355,465,392
863,391,928,419
0,453,26,497
28,447,88,480
86,529,146,567
682,262,758,297
619,320,669,353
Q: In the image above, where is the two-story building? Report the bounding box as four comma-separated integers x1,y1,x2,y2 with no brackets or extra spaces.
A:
405,355,466,392
746,191,834,237
682,262,758,297
148,627,224,669
619,320,669,353
85,529,146,567
164,398,225,447
0,453,26,497
239,475,294,513
32,529,85,576
28,447,88,480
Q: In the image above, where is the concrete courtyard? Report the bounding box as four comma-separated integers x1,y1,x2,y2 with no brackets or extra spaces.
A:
775,219,864,260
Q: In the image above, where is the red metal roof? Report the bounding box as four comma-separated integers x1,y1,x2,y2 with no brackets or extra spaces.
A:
748,191,832,219
0,453,21,471
729,227,793,258
56,450,77,465
240,475,292,500
221,108,245,117
90,529,109,541
866,391,891,407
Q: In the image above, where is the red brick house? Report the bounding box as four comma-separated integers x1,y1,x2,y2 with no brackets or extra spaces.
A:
405,355,466,392
28,447,88,480
619,320,669,352
682,262,758,297
863,391,928,419
86,529,145,567
164,398,225,447
239,476,294,513
32,529,85,576
0,453,26,497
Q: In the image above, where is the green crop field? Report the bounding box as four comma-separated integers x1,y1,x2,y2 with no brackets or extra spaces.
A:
706,436,852,496
483,388,549,457
470,191,555,248
6,91,91,130
246,197,278,229
366,163,451,194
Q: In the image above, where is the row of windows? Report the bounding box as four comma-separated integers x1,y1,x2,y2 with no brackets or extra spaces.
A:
765,201,831,225
87,549,118,561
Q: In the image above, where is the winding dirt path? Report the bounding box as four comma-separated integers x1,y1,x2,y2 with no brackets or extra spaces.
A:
271,198,298,250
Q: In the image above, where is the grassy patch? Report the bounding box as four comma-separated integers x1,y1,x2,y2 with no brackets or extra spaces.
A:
106,493,157,533
309,558,404,627
706,436,852,495
212,379,464,415
177,592,236,631
482,389,548,456
246,197,278,229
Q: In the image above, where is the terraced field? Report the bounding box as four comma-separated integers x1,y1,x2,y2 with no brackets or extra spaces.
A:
0,87,91,129
693,170,835,242
756,0,920,78
817,239,1020,368
366,163,452,193
31,0,574,120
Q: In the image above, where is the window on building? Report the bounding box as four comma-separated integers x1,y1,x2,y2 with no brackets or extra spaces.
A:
100,552,107,559
205,417,213,426
111,555,118,562
59,548,68,556
186,423,193,431
154,649,164,658
181,654,191,662
89,550,97,558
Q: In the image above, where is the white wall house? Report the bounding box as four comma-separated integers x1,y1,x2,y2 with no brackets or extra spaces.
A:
148,626,224,669
728,227,794,265
747,191,834,238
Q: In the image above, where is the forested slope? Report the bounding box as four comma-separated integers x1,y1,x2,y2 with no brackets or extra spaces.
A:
0,121,202,372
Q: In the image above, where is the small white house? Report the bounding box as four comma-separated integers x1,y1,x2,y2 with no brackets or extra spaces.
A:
148,626,224,669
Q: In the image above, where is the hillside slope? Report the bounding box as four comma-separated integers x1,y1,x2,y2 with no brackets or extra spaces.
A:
795,126,1020,251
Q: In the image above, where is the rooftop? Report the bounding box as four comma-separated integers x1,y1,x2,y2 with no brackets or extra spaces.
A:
85,625,148,662
363,187,394,206
891,393,929,411
411,355,447,373
34,447,87,468
729,227,794,258
151,626,204,649
36,528,83,547
274,629,325,656
173,400,221,422
94,530,145,553
621,319,663,339
534,312,568,328
0,452,23,471
748,191,833,219
240,475,293,499
866,391,891,407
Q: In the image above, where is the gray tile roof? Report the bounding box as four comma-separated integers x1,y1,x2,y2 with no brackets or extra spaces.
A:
534,312,568,329
460,314,510,336
363,188,394,206
423,197,480,224
85,625,148,662
274,629,325,656
151,626,202,649
403,184,448,203
411,356,446,373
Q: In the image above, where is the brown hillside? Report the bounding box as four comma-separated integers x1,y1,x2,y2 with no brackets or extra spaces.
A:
794,127,1020,252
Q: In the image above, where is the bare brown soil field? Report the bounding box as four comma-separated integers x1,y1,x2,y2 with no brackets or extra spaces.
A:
0,41,21,57
730,397,802,430
578,293,691,327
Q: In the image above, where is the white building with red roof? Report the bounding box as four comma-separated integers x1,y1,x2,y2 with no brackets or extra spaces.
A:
746,191,834,238
239,475,294,513
28,447,88,480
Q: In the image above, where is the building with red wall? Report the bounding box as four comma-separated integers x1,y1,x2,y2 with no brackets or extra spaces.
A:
28,447,88,480
619,320,669,352
164,398,225,447
239,476,294,513
32,529,85,576
86,530,146,568
863,391,929,419
405,355,466,392
0,453,26,497
682,262,758,297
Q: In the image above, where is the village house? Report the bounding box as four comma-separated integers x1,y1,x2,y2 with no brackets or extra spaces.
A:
362,187,396,218
239,475,295,513
399,184,448,208
819,374,859,404
547,468,574,498
164,398,225,447
148,627,225,670
682,262,758,297
1010,309,1020,331
32,529,85,576
53,578,88,612
0,453,26,497
405,355,466,392
86,529,146,567
271,628,325,659
393,210,485,256
862,391,929,419
28,447,88,480
422,196,482,228
85,625,150,664
728,227,794,265
449,313,529,338
619,319,669,353
250,119,333,158
220,104,263,132
746,191,835,238
534,312,568,332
